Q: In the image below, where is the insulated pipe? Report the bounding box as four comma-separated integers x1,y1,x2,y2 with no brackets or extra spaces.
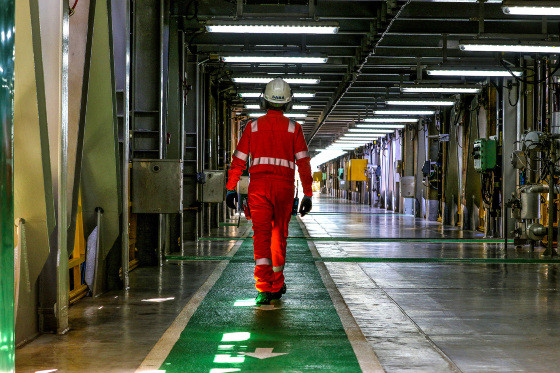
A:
158,0,166,266
121,0,131,289
179,30,186,255
196,56,201,238
57,0,70,335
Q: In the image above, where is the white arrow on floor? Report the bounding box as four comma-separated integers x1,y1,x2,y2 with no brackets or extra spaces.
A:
241,348,288,359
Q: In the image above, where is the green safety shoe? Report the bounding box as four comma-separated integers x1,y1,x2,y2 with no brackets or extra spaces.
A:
255,291,273,305
271,283,287,300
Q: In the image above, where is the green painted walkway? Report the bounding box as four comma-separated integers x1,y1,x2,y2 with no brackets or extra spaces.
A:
161,221,361,372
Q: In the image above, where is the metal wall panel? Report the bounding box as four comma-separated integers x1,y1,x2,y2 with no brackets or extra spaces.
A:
81,0,121,260
13,0,55,345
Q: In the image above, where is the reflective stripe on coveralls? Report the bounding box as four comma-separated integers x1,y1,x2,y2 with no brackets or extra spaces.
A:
288,120,296,133
255,258,272,266
294,150,309,161
234,150,248,161
252,157,296,170
273,265,284,273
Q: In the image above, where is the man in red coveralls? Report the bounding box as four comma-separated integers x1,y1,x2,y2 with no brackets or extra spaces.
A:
225,78,313,305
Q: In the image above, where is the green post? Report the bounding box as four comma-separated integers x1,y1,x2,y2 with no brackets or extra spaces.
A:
0,0,16,371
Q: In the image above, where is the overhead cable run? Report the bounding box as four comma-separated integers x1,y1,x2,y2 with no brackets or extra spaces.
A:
306,0,413,145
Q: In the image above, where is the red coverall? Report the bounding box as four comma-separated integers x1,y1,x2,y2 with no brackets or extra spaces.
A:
227,110,313,293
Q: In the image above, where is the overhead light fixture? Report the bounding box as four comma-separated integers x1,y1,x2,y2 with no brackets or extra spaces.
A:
206,20,339,34
502,1,560,15
427,68,522,77
364,118,419,123
336,138,376,142
294,92,315,98
240,92,315,98
400,83,482,94
459,40,560,54
244,104,309,110
373,110,435,115
342,134,385,139
348,128,395,133
222,56,327,64
386,99,455,106
234,77,320,84
248,112,307,118
356,124,407,129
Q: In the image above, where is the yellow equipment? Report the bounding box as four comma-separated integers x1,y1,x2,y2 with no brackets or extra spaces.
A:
348,159,368,181
313,172,323,182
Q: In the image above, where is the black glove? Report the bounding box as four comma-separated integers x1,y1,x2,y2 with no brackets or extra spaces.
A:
299,196,312,217
226,190,238,210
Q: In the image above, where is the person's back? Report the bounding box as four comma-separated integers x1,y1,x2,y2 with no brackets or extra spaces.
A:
225,78,313,305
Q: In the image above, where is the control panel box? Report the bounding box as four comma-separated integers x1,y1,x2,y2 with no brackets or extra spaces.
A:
473,138,497,172
132,159,183,213
348,159,368,181
201,170,226,203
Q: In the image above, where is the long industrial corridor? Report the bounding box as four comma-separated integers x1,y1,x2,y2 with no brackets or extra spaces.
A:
14,196,560,372
5,0,560,371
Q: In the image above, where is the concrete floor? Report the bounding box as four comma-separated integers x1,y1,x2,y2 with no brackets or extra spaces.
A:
16,196,560,372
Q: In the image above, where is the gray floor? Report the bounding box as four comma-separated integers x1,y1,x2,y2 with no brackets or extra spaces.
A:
15,196,560,372
309,197,560,373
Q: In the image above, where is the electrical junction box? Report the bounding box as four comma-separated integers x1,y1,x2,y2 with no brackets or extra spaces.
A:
348,159,368,181
473,138,497,172
132,159,183,213
400,176,415,198
313,172,323,182
422,160,437,177
395,160,403,175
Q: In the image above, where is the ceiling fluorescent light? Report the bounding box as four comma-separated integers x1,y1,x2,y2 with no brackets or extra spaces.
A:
364,118,419,123
502,1,560,16
223,56,327,64
386,99,455,106
336,138,375,142
356,124,406,129
249,112,307,118
373,110,435,115
245,104,309,110
460,40,560,54
427,68,522,77
294,92,315,98
206,20,339,35
240,92,315,98
348,128,395,133
400,84,481,94
234,77,320,84
342,134,385,139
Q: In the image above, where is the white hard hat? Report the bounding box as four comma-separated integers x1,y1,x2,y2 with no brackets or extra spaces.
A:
263,78,292,106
